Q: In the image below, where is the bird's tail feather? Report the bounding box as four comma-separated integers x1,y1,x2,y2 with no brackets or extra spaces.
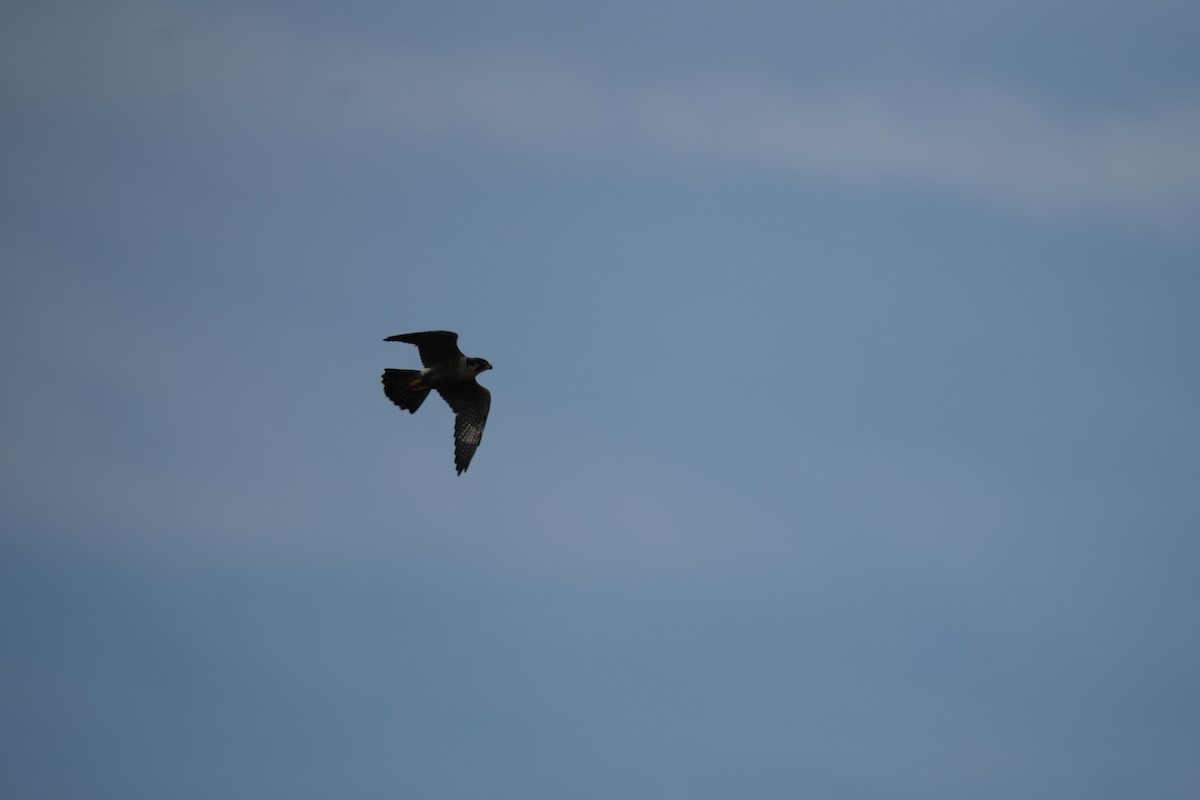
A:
382,369,430,413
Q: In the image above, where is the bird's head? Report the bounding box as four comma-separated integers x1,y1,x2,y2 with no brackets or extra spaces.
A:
468,358,493,374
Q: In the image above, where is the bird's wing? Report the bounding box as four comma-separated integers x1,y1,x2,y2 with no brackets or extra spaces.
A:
436,382,491,475
384,330,463,367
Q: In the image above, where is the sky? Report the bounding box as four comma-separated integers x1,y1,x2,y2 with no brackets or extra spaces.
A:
2,1,1199,797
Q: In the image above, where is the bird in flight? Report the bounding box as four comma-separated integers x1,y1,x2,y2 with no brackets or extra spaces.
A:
381,331,492,475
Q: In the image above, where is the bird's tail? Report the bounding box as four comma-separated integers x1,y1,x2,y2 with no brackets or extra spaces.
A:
382,369,430,413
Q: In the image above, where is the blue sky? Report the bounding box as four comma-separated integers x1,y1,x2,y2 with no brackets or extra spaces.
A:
3,1,1199,797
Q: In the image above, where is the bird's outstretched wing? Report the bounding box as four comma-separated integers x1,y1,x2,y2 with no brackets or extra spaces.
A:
436,382,491,475
383,331,463,367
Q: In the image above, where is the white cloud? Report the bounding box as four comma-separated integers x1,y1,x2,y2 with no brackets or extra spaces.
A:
5,1,1198,226
633,73,1200,224
288,45,1200,227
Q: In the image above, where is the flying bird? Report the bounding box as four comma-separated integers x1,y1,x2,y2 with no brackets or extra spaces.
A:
381,330,492,475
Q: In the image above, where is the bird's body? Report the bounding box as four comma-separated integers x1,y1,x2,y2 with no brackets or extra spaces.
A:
382,331,492,475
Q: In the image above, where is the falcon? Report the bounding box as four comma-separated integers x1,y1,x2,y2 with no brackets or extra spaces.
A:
381,330,492,475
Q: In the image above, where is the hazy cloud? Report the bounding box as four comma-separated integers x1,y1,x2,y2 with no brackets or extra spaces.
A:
5,1,1198,227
